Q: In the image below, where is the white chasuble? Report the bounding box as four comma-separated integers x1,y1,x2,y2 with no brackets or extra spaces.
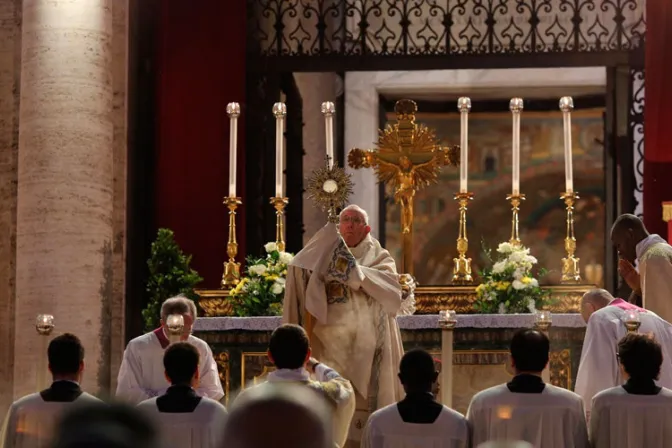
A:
116,332,224,404
1,392,101,448
137,397,228,448
574,301,672,417
637,235,672,323
283,223,406,445
362,404,469,448
467,384,588,448
590,386,672,448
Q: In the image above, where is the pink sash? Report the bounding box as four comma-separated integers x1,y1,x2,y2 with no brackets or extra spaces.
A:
608,298,647,313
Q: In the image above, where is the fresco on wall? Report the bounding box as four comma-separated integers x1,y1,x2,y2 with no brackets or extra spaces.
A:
382,109,605,286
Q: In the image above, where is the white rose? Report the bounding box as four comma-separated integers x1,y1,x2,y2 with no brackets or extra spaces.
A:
492,261,506,274
525,255,538,265
498,303,507,314
497,242,514,254
527,298,536,313
529,278,539,287
513,268,524,280
248,264,267,276
271,283,283,295
508,251,526,263
512,279,526,290
275,277,286,286
264,242,278,253
279,252,294,264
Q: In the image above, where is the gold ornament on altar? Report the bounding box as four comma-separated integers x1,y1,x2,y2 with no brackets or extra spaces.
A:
348,99,459,274
306,158,354,223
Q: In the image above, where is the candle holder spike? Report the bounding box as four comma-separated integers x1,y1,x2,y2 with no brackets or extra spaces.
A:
506,193,525,247
222,196,242,288
270,196,289,252
452,192,474,285
560,191,581,283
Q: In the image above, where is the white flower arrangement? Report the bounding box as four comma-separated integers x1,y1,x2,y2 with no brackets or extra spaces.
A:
227,242,294,316
475,242,550,314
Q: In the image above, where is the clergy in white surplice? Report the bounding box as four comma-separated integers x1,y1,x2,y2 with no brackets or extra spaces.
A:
362,349,469,448
137,342,228,448
235,324,355,448
467,329,588,448
611,214,672,320
590,333,672,448
116,296,224,404
1,334,102,448
575,289,672,418
283,204,415,446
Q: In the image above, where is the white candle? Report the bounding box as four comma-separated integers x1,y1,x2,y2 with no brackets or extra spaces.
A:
457,98,471,193
321,102,336,169
510,98,524,195
226,103,240,198
272,103,286,197
559,97,574,193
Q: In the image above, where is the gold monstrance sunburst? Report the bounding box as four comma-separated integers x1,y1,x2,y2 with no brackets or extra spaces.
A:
348,99,459,274
306,158,354,222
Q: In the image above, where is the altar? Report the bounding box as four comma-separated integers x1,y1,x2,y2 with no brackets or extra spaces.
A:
194,313,585,414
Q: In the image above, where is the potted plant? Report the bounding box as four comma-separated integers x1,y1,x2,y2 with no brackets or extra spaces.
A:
142,228,203,331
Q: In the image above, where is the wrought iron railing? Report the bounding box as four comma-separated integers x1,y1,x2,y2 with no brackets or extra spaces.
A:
248,0,645,59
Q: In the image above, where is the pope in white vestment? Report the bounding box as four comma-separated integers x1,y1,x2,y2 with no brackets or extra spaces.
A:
283,205,415,446
589,333,672,448
575,289,672,417
611,214,672,321
116,296,224,404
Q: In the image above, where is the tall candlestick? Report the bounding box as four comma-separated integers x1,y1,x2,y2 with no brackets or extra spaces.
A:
510,98,523,196
559,96,574,193
458,97,471,193
273,103,287,197
321,102,335,169
226,103,240,198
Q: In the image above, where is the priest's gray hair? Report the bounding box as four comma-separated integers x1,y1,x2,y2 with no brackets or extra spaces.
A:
582,288,613,308
340,204,369,224
161,295,198,321
223,383,332,448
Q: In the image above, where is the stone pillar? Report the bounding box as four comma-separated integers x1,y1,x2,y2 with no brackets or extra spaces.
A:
293,73,338,243
15,0,114,398
0,0,21,416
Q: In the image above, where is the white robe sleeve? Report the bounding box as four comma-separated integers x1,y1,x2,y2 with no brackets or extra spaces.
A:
574,314,619,417
360,419,376,448
116,344,154,404
641,255,672,323
197,343,225,401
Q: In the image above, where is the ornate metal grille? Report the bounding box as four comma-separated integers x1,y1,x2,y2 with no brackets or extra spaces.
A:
248,0,646,69
629,68,644,217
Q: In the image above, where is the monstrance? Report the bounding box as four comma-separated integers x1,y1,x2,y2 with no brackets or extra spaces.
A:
348,99,459,275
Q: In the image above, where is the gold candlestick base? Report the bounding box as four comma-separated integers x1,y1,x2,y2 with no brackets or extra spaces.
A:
560,191,581,284
222,197,242,288
506,193,525,247
452,192,474,285
270,196,288,252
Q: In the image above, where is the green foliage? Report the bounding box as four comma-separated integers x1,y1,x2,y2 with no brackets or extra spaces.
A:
227,242,294,317
142,229,203,331
474,241,552,314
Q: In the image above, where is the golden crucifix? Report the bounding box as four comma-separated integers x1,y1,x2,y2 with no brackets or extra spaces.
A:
348,99,459,274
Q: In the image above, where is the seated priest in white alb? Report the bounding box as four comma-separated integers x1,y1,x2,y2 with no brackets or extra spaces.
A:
116,296,224,404
467,329,588,448
283,204,416,445
362,349,469,448
137,342,227,448
235,324,355,448
575,288,672,419
1,333,102,448
590,333,672,448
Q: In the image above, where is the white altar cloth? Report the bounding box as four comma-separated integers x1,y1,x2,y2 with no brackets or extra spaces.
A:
193,314,585,332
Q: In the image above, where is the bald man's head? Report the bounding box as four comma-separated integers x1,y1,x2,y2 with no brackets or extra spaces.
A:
611,214,649,264
221,384,331,448
581,289,614,323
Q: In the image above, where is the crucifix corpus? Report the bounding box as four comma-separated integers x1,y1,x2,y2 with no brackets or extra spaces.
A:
348,99,459,275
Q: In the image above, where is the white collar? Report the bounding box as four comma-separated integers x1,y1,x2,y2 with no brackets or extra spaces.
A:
267,367,310,382
636,234,668,260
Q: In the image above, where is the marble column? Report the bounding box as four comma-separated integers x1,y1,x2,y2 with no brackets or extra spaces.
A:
15,0,114,398
0,0,21,416
293,73,338,243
